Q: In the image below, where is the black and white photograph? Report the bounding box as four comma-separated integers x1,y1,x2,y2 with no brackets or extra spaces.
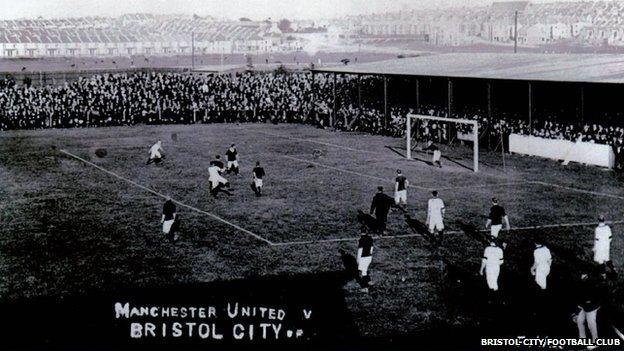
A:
1,0,624,350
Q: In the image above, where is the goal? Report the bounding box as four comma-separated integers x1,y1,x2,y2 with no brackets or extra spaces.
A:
406,114,479,172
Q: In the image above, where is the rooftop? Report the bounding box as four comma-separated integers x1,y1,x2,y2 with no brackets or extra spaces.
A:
313,53,624,84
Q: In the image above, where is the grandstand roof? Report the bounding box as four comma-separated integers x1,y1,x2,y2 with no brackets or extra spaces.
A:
312,53,624,84
192,64,246,73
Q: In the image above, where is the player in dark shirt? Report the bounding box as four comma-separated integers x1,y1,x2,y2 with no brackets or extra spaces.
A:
357,229,374,292
225,144,239,175
485,197,510,238
210,155,225,169
161,198,178,241
423,140,442,168
162,199,176,220
575,272,606,343
394,169,409,207
251,161,266,197
370,186,395,235
395,174,407,191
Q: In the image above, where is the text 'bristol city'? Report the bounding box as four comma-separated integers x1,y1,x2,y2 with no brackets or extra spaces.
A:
113,302,311,340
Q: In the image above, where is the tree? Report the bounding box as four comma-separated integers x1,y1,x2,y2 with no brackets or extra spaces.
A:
277,19,293,33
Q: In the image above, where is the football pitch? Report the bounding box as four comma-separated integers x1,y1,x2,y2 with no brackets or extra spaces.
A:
1,123,623,347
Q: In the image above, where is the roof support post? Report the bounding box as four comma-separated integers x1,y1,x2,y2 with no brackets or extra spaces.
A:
331,73,336,128
486,82,492,120
383,76,388,128
357,75,362,111
528,82,533,131
447,78,453,117
579,85,585,124
415,78,420,114
310,71,316,120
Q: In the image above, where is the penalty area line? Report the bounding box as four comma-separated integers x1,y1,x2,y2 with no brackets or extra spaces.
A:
59,149,274,245
527,180,624,201
255,130,389,156
283,155,433,191
272,219,624,247
284,155,530,192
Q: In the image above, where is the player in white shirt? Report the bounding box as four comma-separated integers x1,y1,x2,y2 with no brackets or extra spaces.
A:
480,241,504,291
394,169,409,207
593,215,615,277
208,155,232,197
146,140,165,165
530,240,552,290
426,191,445,242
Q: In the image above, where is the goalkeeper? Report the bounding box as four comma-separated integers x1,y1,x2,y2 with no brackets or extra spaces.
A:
423,140,442,168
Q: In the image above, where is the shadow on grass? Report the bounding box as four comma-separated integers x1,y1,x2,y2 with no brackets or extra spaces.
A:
437,223,624,349
386,145,475,172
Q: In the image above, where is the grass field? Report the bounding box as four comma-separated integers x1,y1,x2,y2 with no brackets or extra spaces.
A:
1,122,623,349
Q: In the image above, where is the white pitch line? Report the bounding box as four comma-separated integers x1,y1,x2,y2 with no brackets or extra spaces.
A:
256,130,388,156
272,220,624,247
434,181,530,191
259,129,624,198
283,155,434,191
60,149,274,245
285,155,535,192
527,180,624,200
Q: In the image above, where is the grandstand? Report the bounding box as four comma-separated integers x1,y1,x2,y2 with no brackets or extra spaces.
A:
312,52,624,137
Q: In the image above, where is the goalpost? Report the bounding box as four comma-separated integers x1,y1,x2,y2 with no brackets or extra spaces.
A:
406,114,479,172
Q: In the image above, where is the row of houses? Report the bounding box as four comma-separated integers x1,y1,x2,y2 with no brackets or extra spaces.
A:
338,0,624,47
0,39,304,58
0,16,303,58
489,21,624,46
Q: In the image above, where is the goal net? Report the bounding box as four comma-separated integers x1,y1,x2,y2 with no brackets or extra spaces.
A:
406,114,480,172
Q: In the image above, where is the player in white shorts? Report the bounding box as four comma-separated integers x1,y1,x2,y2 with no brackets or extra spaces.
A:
427,190,445,242
480,241,504,291
530,239,552,290
225,144,240,175
394,169,408,206
357,229,374,293
593,215,615,277
485,197,510,238
161,197,177,240
147,140,165,165
252,161,266,197
423,140,442,168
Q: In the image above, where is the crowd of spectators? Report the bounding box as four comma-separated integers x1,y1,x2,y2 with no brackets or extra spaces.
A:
0,72,315,130
2,70,624,169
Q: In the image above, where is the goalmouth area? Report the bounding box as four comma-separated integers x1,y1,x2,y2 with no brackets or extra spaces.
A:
1,122,623,346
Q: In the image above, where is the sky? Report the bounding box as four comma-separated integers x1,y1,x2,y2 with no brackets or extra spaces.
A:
0,0,597,21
